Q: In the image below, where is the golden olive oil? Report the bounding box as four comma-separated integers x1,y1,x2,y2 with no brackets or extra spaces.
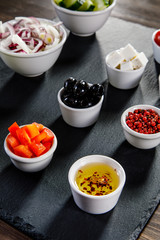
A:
75,163,119,196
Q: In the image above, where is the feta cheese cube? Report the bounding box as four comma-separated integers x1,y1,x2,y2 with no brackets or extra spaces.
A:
120,61,133,71
106,50,124,68
132,52,148,69
120,43,138,61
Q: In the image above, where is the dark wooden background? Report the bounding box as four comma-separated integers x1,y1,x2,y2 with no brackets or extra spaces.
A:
0,0,160,239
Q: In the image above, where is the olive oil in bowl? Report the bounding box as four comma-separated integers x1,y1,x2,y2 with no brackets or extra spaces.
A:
75,163,119,196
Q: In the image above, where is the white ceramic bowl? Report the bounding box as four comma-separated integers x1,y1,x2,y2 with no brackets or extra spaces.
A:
0,18,67,77
4,126,58,172
105,52,147,90
57,86,104,128
152,29,160,64
68,155,126,214
121,104,160,149
51,0,116,37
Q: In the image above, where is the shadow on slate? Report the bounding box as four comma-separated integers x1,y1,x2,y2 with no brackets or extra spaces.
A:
58,32,96,63
44,196,113,240
102,80,138,113
112,141,156,187
0,70,45,118
48,116,93,157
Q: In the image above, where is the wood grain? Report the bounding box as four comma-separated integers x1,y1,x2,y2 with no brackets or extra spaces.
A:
0,220,31,240
0,0,159,239
112,0,160,29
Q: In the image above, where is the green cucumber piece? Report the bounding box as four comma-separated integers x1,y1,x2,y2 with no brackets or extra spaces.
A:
64,0,85,10
92,0,110,11
78,0,95,11
54,0,65,7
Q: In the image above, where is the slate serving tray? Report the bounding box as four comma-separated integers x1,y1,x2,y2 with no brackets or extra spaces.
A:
0,17,160,240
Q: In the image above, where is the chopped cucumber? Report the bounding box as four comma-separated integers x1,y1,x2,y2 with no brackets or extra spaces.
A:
78,0,95,11
92,0,110,11
54,0,65,7
54,0,112,11
64,0,85,10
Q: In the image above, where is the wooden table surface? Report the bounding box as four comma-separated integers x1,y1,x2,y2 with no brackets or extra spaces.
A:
0,0,160,239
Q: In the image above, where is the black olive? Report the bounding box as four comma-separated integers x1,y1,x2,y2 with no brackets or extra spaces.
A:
89,84,104,97
61,90,71,102
92,96,101,105
61,79,103,109
73,80,90,97
79,96,90,108
64,77,77,93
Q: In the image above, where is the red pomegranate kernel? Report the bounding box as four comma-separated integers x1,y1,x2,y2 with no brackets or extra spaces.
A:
126,109,160,134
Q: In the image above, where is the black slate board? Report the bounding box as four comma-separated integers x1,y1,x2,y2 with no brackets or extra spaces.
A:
0,17,160,240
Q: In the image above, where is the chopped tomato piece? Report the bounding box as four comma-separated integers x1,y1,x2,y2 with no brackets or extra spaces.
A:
41,128,54,143
6,134,20,149
29,142,46,157
16,128,31,145
24,123,40,139
43,141,52,154
8,122,20,138
33,122,44,132
32,131,47,143
13,145,33,158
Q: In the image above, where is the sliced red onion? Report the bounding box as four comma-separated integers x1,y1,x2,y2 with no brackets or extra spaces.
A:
0,32,10,39
3,22,15,36
12,34,30,53
0,17,62,54
32,38,44,53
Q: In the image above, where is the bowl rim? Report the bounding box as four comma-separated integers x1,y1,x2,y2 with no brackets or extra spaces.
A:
152,29,160,48
57,86,104,111
68,154,126,199
121,104,160,139
105,51,146,73
51,0,116,16
0,17,67,58
4,125,58,163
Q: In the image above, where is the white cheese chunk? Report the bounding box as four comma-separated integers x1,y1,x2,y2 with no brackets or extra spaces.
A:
120,61,133,71
120,43,138,61
131,52,148,69
106,50,124,68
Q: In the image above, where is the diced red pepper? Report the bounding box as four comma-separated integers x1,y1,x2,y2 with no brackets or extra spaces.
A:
33,122,44,132
8,122,20,138
16,128,31,145
7,122,53,158
41,128,54,143
24,123,40,139
43,141,52,154
29,142,46,157
13,145,33,158
32,131,47,143
6,134,20,149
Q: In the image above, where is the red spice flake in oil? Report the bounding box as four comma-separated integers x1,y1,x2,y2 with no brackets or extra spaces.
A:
76,164,119,196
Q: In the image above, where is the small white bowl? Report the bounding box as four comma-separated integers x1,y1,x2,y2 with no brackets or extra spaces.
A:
152,29,160,64
4,126,58,172
105,52,146,90
0,18,67,77
51,0,116,37
68,155,126,214
57,87,104,128
121,104,160,149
